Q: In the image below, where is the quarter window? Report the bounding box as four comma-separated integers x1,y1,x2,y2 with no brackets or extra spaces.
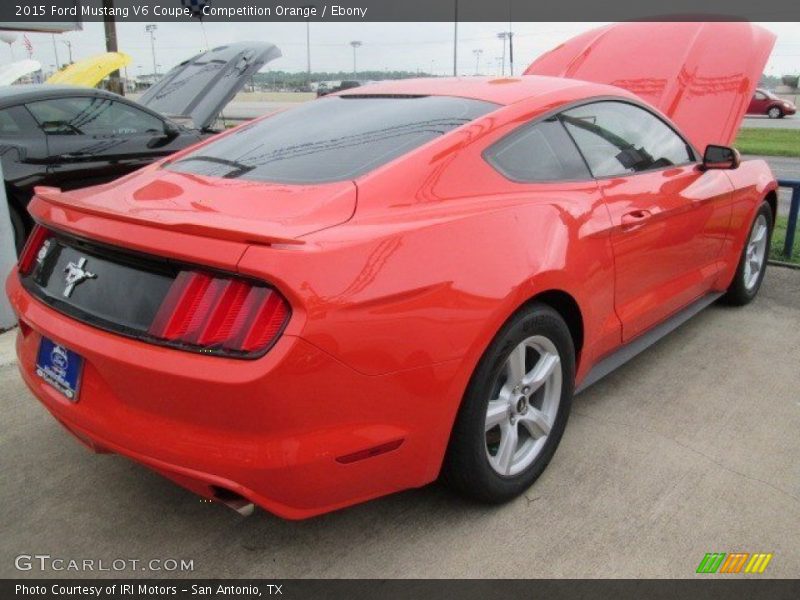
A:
561,101,694,178
485,118,591,182
27,97,165,136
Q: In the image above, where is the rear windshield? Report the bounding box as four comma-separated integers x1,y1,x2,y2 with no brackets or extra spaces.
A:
167,95,498,184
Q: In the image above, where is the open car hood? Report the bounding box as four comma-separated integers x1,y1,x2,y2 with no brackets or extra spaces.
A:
46,52,132,87
524,22,775,152
138,41,281,131
0,60,41,85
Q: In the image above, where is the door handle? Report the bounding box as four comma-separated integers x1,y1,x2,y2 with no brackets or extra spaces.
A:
621,209,652,227
57,153,85,160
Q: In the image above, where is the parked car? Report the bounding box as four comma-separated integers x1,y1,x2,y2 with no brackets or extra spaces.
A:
316,80,361,97
6,23,778,519
747,88,796,118
1,41,280,253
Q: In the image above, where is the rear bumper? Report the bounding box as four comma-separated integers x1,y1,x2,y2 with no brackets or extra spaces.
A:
6,272,462,519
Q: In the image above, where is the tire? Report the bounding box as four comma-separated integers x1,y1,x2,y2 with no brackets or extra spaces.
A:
767,106,782,119
442,303,575,504
722,201,773,306
8,203,26,256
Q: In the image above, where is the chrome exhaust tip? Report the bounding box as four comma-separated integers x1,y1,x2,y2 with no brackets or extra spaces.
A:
211,486,255,517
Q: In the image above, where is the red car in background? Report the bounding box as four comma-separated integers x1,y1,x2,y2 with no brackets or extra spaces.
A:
747,88,797,118
6,23,779,519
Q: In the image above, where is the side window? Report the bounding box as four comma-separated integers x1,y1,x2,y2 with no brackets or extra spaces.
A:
27,97,164,136
754,91,766,100
0,108,22,134
485,118,591,182
561,101,694,178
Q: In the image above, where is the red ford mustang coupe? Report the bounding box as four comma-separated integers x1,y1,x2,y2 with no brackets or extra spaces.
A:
6,23,779,518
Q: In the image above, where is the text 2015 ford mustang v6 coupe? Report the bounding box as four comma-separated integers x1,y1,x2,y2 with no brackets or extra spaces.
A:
6,23,778,518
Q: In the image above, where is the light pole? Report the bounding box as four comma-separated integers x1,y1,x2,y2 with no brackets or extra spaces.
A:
350,40,362,78
453,0,458,76
51,35,60,70
306,20,311,85
472,49,483,75
145,24,158,78
508,31,515,76
497,32,507,76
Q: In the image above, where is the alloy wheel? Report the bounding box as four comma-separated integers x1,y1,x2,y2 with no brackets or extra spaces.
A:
743,214,769,291
485,335,562,476
768,107,781,119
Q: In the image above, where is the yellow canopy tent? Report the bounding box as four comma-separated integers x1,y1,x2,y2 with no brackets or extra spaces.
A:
46,52,132,87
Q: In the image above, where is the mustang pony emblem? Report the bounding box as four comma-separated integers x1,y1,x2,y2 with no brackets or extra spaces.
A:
63,257,96,298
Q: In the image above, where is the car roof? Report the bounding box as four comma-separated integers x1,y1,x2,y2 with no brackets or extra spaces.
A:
0,84,121,107
337,75,635,106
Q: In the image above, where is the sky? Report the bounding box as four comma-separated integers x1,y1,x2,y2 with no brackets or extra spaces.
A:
4,21,800,78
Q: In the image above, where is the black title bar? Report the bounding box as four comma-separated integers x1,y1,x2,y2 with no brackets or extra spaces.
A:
1,0,800,24
4,579,800,600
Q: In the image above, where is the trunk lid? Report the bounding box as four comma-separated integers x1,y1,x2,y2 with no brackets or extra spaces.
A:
139,41,281,131
524,22,775,152
34,168,357,246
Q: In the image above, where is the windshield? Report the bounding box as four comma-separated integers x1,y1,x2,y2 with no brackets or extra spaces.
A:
167,95,498,184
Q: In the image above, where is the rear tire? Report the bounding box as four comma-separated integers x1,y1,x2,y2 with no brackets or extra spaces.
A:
722,201,772,306
442,303,575,504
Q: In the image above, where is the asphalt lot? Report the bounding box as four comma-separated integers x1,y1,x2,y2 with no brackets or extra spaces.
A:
0,266,798,578
743,115,800,130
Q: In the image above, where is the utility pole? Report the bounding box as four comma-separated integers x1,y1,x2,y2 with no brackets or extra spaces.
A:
350,40,362,78
62,39,73,64
102,0,123,94
146,24,158,79
302,5,314,88
453,0,458,76
497,32,507,76
472,49,483,75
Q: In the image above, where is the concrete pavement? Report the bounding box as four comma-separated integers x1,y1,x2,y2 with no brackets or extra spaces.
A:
742,115,799,130
0,267,798,578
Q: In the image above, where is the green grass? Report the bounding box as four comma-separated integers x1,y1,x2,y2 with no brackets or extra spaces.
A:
770,215,800,265
735,128,800,157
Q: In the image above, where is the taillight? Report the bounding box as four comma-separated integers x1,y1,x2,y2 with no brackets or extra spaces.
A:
18,225,52,275
148,271,290,356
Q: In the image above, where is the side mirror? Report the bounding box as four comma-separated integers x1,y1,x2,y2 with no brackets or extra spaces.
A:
702,145,740,170
160,120,181,139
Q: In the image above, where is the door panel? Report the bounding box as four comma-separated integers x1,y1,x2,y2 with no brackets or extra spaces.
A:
600,167,733,340
559,100,734,341
25,96,188,190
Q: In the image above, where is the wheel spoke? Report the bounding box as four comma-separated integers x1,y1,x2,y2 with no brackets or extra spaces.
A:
485,399,509,431
752,224,767,244
506,344,526,384
522,352,560,393
519,407,552,439
494,423,518,475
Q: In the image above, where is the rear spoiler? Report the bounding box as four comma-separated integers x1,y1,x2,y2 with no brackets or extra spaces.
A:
31,186,305,247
